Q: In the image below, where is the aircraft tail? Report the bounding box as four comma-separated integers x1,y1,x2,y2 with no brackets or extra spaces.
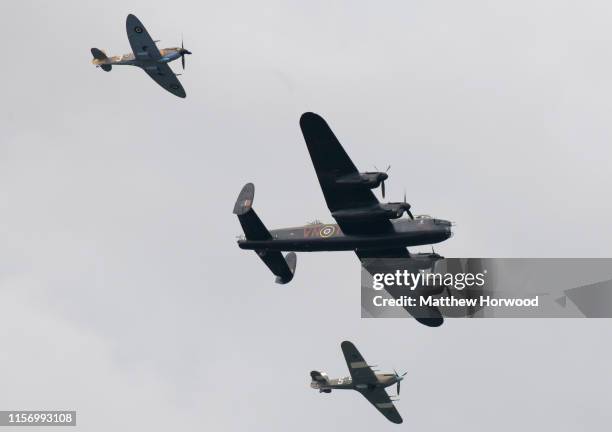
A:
310,371,331,393
233,183,297,284
91,48,112,71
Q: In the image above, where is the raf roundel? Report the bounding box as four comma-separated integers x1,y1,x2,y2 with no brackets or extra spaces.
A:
319,225,336,238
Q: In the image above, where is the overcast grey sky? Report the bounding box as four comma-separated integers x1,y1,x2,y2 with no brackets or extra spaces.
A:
1,1,611,431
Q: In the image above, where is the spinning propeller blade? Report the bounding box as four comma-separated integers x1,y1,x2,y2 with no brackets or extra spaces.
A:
178,36,192,69
402,189,414,219
393,369,407,395
181,37,185,70
375,165,391,199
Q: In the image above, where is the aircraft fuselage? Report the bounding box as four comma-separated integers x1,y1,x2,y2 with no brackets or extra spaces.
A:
92,47,184,67
237,217,452,252
311,373,399,391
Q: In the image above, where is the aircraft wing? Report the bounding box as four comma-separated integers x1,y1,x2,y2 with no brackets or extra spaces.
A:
359,387,403,424
299,112,394,235
340,341,378,385
340,342,402,424
142,63,187,98
126,14,162,61
358,249,444,327
355,248,410,259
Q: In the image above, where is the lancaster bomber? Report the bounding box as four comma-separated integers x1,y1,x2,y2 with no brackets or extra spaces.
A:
91,14,191,98
234,112,453,326
310,341,405,424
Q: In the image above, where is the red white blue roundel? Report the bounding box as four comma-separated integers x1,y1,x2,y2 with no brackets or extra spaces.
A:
319,225,336,238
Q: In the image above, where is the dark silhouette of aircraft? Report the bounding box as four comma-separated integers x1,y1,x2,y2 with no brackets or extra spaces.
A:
234,112,453,326
310,341,405,424
91,14,191,98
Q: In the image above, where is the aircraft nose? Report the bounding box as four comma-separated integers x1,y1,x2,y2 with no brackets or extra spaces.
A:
433,219,452,238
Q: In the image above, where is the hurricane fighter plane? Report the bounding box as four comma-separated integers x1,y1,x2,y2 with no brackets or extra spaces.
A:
233,112,453,326
310,341,406,424
91,14,191,98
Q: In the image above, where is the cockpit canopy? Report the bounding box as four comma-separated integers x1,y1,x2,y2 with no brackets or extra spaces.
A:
415,215,451,226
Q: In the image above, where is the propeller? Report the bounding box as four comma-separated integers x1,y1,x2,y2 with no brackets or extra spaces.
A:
181,38,186,69
375,165,391,198
180,36,192,70
393,369,408,395
402,189,414,219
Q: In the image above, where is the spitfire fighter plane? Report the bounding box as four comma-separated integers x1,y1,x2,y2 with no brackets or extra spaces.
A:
234,112,453,326
91,14,191,98
310,341,406,424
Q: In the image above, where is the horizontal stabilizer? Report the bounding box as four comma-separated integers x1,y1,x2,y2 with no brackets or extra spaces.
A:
257,250,297,284
310,370,329,383
91,48,112,71
91,47,108,60
234,183,297,284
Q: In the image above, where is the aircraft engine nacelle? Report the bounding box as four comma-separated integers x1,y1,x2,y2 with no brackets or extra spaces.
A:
335,172,388,189
332,202,412,221
410,252,445,271
380,202,413,219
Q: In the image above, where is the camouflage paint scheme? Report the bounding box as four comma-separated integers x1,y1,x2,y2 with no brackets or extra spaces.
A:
234,112,452,326
91,14,191,98
310,341,405,424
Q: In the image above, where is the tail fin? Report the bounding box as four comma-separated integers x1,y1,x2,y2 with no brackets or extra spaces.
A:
233,183,271,240
310,371,331,393
91,48,112,71
234,183,297,284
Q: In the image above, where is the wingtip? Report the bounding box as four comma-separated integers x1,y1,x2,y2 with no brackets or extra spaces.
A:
174,87,187,98
300,111,322,125
417,316,444,327
126,13,143,30
168,87,186,98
